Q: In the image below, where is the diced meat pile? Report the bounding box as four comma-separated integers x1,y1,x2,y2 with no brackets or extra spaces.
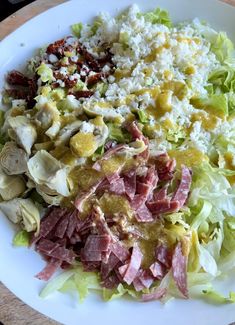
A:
32,122,192,300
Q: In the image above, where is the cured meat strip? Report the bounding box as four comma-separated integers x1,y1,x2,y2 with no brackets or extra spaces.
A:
171,165,192,208
135,203,153,222
55,217,69,239
149,261,165,279
92,144,127,171
146,199,179,215
84,234,111,252
33,207,68,243
36,239,60,254
142,287,167,302
172,241,188,298
155,244,172,269
123,171,136,200
101,252,120,280
153,186,168,201
66,210,79,238
48,246,76,264
110,242,130,263
102,273,120,289
154,153,176,181
120,244,143,285
35,258,62,281
74,178,104,212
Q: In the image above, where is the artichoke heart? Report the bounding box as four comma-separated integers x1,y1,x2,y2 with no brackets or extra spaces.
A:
27,150,70,197
55,120,82,146
0,198,40,235
8,116,37,154
0,167,25,200
0,142,28,175
123,139,147,157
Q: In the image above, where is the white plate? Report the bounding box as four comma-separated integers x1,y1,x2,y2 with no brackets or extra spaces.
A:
1,0,235,324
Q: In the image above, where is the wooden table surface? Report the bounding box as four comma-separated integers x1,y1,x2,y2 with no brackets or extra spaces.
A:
1,0,235,324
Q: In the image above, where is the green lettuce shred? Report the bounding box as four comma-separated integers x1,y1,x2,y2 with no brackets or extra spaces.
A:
13,230,30,247
137,8,172,28
107,123,131,143
71,23,83,38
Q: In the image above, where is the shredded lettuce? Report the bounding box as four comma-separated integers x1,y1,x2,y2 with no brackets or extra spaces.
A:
40,270,74,298
210,32,235,64
191,94,228,118
202,289,235,304
13,230,30,247
138,110,148,124
36,63,54,83
137,8,172,28
71,23,83,38
107,123,131,143
103,283,140,301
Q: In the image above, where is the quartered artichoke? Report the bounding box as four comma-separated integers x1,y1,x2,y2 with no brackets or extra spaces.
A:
0,198,40,235
0,142,28,175
8,116,37,154
27,150,70,197
0,167,25,200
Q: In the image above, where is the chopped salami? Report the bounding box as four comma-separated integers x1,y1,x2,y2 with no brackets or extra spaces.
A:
84,234,111,252
74,179,104,212
135,203,153,222
142,287,167,302
171,165,192,208
101,252,120,280
55,217,69,239
138,269,154,288
172,242,188,298
33,207,68,243
81,249,102,262
110,242,130,263
92,144,127,171
48,246,76,264
102,273,120,289
149,261,165,279
155,244,172,269
123,171,136,200
153,186,168,201
154,153,176,181
147,199,179,215
109,177,125,195
66,210,79,238
36,239,60,254
120,244,143,285
126,121,144,140
35,258,61,281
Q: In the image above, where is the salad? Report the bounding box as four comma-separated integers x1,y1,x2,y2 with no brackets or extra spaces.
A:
1,4,235,303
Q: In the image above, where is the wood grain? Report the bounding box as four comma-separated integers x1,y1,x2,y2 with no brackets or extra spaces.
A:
0,0,235,324
0,0,67,40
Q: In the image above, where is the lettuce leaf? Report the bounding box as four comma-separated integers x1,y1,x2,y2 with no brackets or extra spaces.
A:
191,94,228,118
223,217,235,253
103,283,139,301
107,123,131,143
36,63,54,83
202,289,235,304
13,230,30,247
71,23,83,38
137,8,172,28
210,32,234,64
40,270,74,298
